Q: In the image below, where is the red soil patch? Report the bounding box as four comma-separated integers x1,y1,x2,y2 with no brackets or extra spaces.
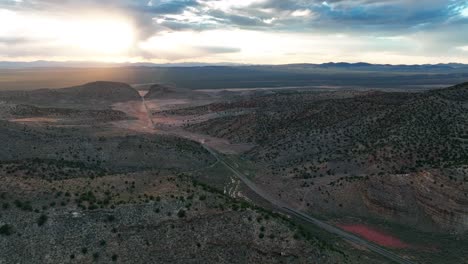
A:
338,224,410,248
11,117,58,123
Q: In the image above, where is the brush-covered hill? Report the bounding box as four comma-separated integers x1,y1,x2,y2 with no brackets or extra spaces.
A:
0,119,215,174
181,83,468,233
145,84,183,99
185,83,468,174
0,171,354,264
0,81,140,109
144,84,209,100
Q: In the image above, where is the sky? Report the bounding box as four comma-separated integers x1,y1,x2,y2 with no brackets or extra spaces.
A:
0,0,468,64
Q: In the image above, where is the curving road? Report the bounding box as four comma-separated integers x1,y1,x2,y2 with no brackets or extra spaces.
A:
203,145,416,264
136,88,415,264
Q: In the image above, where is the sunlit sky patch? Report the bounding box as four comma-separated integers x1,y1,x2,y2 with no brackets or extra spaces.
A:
0,0,467,64
461,7,468,17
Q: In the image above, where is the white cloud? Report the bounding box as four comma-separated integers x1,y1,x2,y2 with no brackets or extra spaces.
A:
461,7,468,17
291,9,312,17
202,0,267,11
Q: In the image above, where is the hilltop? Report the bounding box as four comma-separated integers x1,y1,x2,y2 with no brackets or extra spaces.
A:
0,81,140,109
144,84,210,100
144,84,189,99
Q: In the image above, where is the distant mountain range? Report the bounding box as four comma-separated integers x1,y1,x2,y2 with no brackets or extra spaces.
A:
281,62,468,71
1,60,468,71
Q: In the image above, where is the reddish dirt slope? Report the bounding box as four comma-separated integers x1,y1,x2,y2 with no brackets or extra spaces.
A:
338,224,410,248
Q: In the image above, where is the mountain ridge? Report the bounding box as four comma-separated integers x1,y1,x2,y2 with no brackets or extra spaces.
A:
1,60,467,70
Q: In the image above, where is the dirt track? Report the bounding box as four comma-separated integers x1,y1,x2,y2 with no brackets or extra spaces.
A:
117,86,416,264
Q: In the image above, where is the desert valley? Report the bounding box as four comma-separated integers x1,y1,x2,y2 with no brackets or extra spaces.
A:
0,64,466,263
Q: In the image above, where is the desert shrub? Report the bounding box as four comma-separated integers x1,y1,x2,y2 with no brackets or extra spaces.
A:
177,209,186,218
37,214,48,226
0,224,13,236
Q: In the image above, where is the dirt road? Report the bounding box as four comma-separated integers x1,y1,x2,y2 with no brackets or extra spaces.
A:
135,88,416,264
204,145,415,264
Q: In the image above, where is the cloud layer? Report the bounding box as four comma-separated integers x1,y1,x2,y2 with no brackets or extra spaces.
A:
0,0,467,63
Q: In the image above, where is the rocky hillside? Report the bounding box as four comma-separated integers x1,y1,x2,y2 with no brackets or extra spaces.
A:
363,168,468,232
0,120,215,173
0,172,351,264
145,84,209,100
183,83,468,233
4,104,129,122
145,84,182,99
0,81,140,109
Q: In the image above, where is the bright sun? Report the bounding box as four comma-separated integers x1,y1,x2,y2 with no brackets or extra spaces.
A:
65,19,135,54
0,10,135,57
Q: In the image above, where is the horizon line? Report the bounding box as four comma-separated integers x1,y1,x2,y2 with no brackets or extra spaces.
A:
0,60,467,68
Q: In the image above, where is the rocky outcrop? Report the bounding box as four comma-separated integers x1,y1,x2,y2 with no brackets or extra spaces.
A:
412,170,468,233
363,169,468,233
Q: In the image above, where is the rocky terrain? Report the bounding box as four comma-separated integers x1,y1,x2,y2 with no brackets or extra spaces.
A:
0,81,387,264
0,172,351,264
0,119,214,173
1,79,467,263
181,83,468,234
